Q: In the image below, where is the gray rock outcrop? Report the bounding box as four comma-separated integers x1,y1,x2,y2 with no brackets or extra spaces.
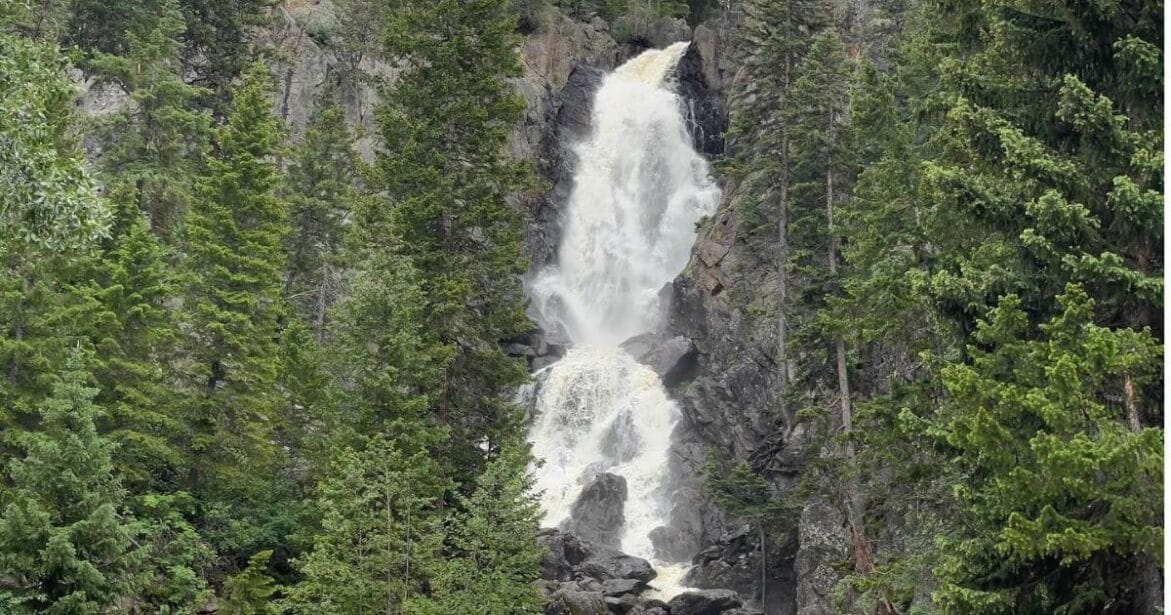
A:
667,589,744,615
567,473,628,547
620,333,698,389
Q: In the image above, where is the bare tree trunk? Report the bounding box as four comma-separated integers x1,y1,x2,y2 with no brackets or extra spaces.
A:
1123,372,1143,431
1122,372,1161,613
315,266,330,343
758,524,768,611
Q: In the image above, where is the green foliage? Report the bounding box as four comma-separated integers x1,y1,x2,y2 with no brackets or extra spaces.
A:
179,61,289,553
220,550,278,615
408,445,546,614
283,101,358,337
176,0,270,106
67,0,163,55
377,0,535,485
0,32,109,252
931,287,1162,612
0,350,139,613
286,428,450,613
84,203,186,491
89,0,212,237
703,460,780,524
129,492,214,613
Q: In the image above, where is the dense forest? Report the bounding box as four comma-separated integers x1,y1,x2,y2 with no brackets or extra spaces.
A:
0,0,1162,610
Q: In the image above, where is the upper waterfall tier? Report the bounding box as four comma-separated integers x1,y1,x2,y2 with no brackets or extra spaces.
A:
528,42,721,347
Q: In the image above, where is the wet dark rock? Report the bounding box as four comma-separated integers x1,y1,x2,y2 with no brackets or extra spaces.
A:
649,525,694,563
525,63,608,270
620,333,698,388
604,593,640,613
600,411,642,463
568,473,627,547
602,578,642,596
539,528,595,581
667,589,744,615
579,548,657,584
537,529,657,585
546,589,608,615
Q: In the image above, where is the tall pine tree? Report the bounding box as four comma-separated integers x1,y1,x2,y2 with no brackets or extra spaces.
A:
376,0,534,485
180,61,289,555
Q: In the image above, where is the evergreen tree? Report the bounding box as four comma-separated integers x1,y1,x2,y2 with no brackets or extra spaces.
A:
286,428,449,613
283,101,359,340
177,0,270,108
84,202,185,491
0,350,139,613
179,61,289,553
67,0,162,55
376,0,535,485
408,445,545,614
932,286,1162,612
220,550,278,615
89,0,212,237
703,460,783,608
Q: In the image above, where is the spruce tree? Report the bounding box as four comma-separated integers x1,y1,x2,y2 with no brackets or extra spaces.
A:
84,202,185,491
933,286,1162,612
220,550,278,615
376,0,534,484
180,61,289,552
408,445,545,614
89,0,212,237
283,101,359,340
176,0,270,109
0,350,139,613
286,428,449,613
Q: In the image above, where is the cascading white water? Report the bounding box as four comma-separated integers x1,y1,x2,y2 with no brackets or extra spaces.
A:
527,42,720,597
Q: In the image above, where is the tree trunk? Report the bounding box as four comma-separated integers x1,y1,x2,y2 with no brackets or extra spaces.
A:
758,524,768,611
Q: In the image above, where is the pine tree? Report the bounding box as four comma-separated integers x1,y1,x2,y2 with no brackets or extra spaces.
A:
84,202,185,491
722,0,832,432
176,0,270,109
703,460,783,609
408,445,545,614
179,61,289,552
89,0,212,238
932,286,1162,612
283,101,359,340
286,428,449,613
0,350,139,613
376,0,534,484
220,550,278,615
67,0,162,55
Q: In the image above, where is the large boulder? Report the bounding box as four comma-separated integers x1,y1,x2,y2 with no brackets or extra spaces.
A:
600,411,642,463
568,473,628,547
620,333,698,388
579,547,657,585
537,529,656,586
649,525,695,563
667,589,744,615
539,528,595,581
545,588,608,615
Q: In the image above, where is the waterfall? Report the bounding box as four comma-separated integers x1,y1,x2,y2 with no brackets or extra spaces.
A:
527,42,721,596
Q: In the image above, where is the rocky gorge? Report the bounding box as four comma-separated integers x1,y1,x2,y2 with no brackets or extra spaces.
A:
74,4,841,613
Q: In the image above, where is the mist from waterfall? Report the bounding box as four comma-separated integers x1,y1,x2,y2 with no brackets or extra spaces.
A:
526,42,720,596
